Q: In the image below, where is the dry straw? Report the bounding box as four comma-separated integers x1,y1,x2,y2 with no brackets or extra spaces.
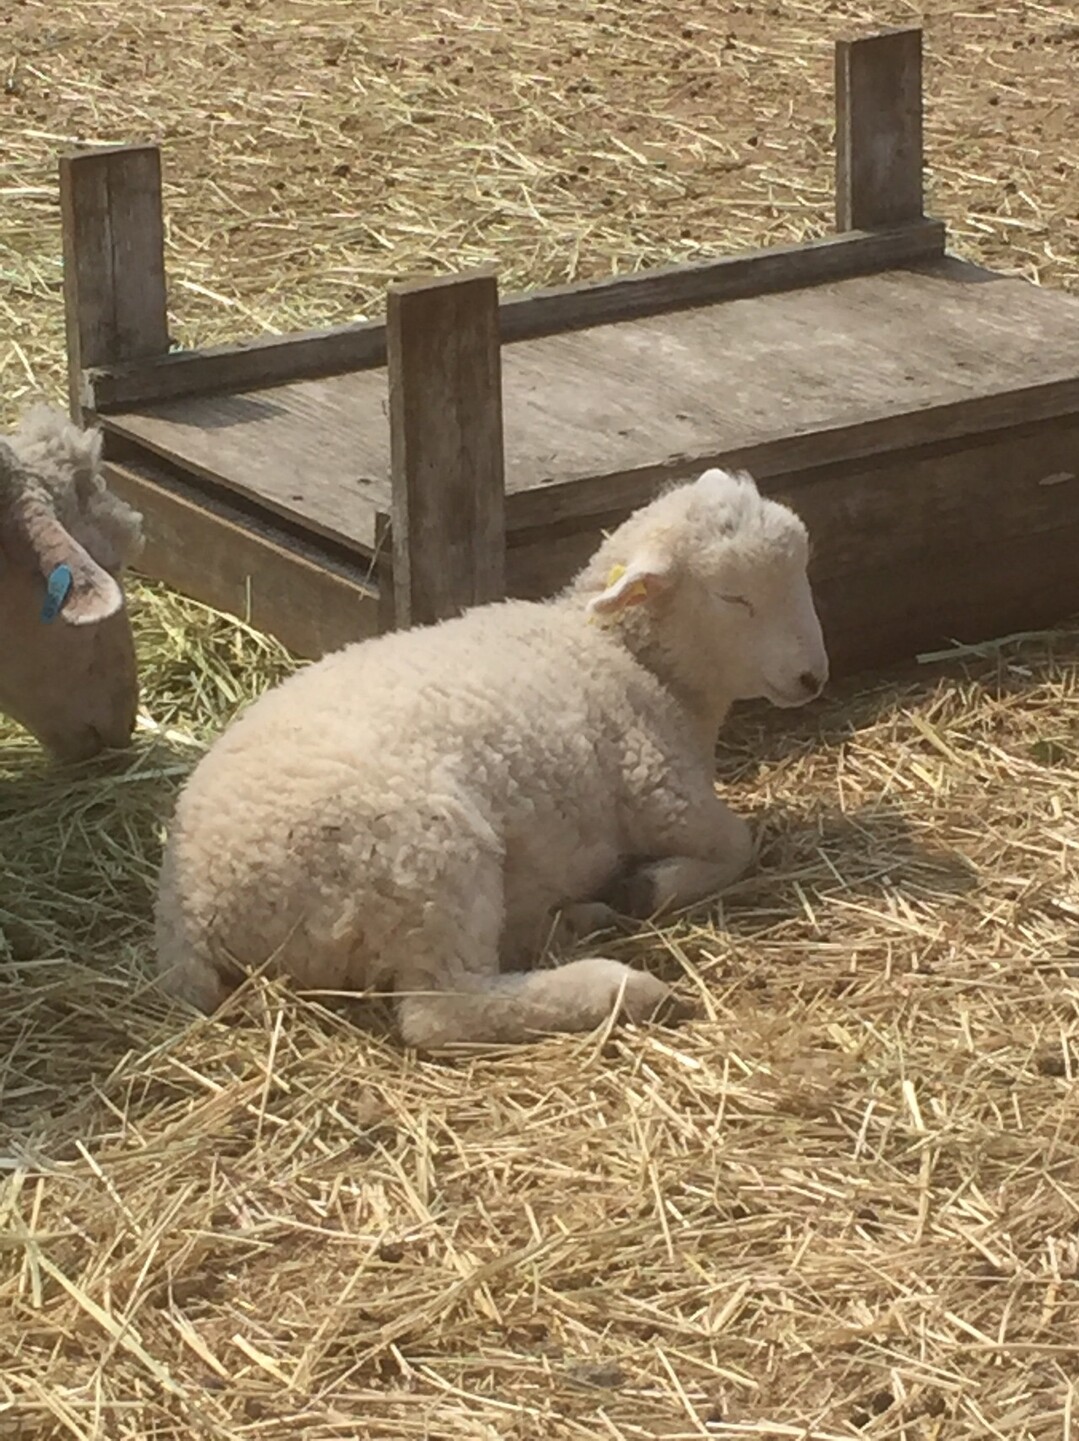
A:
3,0,1079,1437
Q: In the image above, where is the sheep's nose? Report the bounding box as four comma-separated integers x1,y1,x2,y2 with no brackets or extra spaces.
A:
798,670,824,697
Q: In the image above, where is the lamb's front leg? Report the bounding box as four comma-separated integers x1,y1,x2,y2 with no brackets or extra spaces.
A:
608,790,754,921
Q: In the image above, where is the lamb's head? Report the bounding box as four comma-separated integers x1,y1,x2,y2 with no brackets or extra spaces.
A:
575,467,828,716
0,405,144,762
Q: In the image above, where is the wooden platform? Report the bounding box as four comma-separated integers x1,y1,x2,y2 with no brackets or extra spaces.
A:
99,256,1079,549
60,26,1079,673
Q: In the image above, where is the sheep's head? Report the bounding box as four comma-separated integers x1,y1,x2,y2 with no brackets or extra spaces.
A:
0,405,144,762
576,468,828,717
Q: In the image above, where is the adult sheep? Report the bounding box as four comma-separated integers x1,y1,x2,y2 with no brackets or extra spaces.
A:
155,466,828,1048
0,404,143,762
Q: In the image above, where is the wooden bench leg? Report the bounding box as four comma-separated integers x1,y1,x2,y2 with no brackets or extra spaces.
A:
835,27,925,232
60,143,170,423
386,267,506,630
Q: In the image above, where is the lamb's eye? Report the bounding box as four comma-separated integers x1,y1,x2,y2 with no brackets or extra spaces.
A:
719,593,755,618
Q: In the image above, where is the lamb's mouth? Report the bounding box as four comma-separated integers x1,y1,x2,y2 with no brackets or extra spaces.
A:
762,681,812,709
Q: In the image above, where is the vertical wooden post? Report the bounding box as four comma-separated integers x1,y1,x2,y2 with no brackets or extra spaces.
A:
386,267,506,630
835,27,924,232
59,143,169,422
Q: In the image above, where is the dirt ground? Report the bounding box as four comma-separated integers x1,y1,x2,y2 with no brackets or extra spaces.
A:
2,1,1079,1438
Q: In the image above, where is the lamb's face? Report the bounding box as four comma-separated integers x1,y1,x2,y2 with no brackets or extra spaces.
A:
685,518,828,708
583,467,829,710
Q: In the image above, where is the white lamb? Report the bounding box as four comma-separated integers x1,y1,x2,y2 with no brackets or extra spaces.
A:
154,467,828,1047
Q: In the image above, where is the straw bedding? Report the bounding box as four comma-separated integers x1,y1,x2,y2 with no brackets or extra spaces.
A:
2,1,1079,1437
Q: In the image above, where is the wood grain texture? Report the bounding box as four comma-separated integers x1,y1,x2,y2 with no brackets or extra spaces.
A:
101,259,1079,550
387,268,506,627
836,28,924,231
60,145,169,421
103,457,379,660
86,222,944,410
505,375,1079,533
90,314,388,412
100,380,392,552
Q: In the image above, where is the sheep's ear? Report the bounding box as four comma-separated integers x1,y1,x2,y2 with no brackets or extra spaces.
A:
9,496,123,625
586,557,673,620
695,466,759,499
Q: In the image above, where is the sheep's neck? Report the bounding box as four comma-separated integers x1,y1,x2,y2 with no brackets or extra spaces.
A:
622,620,732,742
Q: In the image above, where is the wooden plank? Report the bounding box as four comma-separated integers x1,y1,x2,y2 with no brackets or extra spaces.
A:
505,418,1079,676
102,415,1079,674
506,220,943,341
60,144,170,422
836,28,924,231
504,373,1079,534
103,458,379,660
387,268,506,628
84,222,945,411
90,315,388,413
99,260,1079,556
819,526,1079,675
98,379,392,554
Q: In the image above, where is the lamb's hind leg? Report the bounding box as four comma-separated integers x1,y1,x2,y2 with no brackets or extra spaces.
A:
158,948,233,1013
392,859,678,1049
397,956,678,1049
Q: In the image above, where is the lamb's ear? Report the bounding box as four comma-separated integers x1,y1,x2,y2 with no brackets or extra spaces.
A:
586,555,674,620
695,466,759,499
10,495,123,625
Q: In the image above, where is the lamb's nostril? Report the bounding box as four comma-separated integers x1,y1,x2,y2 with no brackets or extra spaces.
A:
799,670,822,696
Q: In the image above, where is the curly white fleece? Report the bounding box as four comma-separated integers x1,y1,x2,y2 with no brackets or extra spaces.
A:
155,467,827,1048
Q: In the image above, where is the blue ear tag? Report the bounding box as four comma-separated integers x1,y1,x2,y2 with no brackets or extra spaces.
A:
41,564,73,624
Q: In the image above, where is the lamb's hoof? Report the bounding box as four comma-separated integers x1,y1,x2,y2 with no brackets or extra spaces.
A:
603,863,668,921
550,957,696,1035
616,967,696,1027
556,901,622,945
647,984,699,1027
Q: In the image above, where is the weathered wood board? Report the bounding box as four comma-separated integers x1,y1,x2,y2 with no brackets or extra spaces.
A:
104,455,380,660
84,222,944,410
387,269,506,629
101,258,1079,561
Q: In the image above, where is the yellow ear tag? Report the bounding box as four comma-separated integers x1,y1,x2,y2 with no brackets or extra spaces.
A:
588,562,647,625
609,563,649,603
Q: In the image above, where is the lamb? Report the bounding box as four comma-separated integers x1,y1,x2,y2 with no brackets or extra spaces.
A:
0,404,144,761
154,466,828,1048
